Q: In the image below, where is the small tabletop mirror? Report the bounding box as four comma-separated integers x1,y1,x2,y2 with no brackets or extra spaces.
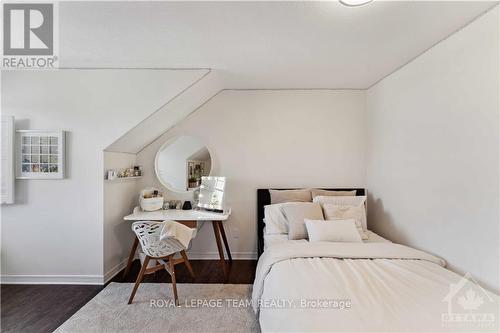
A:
155,136,212,193
198,176,226,212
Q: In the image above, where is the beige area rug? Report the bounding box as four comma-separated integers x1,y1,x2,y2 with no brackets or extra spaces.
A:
55,283,260,333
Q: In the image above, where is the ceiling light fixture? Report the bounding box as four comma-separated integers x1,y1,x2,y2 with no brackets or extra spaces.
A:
339,0,373,7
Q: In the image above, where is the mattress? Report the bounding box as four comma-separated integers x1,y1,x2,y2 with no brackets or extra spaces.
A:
263,229,390,251
253,241,500,332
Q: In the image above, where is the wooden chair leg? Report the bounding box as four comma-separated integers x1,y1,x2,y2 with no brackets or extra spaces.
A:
122,237,139,280
168,255,179,306
180,250,195,278
128,256,150,304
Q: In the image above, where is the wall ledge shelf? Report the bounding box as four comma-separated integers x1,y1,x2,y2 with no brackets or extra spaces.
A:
105,176,143,182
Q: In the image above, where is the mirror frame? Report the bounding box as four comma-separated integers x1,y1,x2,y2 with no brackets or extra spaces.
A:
154,135,213,193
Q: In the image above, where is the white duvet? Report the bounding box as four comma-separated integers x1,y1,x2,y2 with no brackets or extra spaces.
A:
252,242,499,332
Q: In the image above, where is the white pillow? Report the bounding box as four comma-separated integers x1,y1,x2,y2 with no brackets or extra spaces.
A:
281,202,324,240
313,195,366,207
264,204,288,234
310,189,357,199
305,219,362,243
322,203,368,238
269,189,312,204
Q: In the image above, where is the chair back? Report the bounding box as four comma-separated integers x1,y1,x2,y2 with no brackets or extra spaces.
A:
131,221,184,258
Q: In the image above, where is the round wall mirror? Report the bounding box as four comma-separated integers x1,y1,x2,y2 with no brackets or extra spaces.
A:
154,136,212,193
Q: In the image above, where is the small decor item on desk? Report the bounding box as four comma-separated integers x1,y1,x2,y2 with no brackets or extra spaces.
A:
167,200,182,210
139,187,164,211
193,187,201,207
198,176,226,212
182,200,192,210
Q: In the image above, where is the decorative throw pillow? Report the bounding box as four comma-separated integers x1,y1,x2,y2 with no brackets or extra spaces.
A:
281,202,324,240
314,196,367,229
321,203,368,239
264,204,288,234
305,219,362,243
310,189,357,199
269,189,312,204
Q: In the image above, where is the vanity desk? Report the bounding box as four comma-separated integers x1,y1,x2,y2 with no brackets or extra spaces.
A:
123,207,232,280
124,135,231,281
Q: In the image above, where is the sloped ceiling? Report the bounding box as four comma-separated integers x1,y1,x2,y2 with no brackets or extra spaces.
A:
105,69,223,153
74,1,497,153
2,69,208,151
60,1,496,88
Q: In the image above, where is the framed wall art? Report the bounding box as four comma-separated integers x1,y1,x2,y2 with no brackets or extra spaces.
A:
16,130,65,179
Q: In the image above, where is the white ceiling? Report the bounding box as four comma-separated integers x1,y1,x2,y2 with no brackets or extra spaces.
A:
60,1,497,89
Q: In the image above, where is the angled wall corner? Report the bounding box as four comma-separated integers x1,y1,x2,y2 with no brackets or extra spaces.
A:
103,69,225,278
105,69,225,154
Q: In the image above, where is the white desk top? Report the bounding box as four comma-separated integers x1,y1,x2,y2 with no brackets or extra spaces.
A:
124,207,231,221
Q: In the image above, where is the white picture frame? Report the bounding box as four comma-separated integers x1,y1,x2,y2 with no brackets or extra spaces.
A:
16,130,65,179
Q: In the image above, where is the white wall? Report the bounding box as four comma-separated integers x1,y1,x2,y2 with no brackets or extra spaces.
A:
0,69,206,283
366,7,499,292
103,152,138,281
136,90,367,258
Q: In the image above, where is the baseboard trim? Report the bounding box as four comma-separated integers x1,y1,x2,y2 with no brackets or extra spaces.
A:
0,274,103,285
2,252,258,285
103,257,132,284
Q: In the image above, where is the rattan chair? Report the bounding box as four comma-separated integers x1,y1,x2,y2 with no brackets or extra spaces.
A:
128,220,195,305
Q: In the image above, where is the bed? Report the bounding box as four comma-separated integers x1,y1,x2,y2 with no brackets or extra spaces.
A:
253,188,499,332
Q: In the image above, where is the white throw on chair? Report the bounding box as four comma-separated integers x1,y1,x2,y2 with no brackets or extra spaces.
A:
128,220,196,305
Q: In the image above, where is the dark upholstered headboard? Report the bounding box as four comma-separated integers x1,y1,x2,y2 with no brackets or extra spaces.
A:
257,188,366,257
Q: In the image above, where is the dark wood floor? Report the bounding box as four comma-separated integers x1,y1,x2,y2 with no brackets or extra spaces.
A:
114,258,257,284
1,259,257,333
1,284,103,333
